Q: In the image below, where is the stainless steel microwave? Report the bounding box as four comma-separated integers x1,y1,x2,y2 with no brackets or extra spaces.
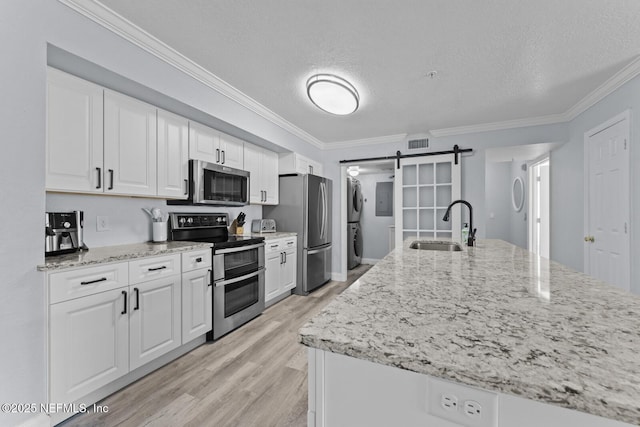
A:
170,160,249,206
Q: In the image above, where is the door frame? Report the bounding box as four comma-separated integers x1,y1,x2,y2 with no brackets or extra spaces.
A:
582,109,631,279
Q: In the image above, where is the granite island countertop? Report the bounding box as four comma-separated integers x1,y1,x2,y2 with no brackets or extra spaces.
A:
299,239,640,425
38,241,212,271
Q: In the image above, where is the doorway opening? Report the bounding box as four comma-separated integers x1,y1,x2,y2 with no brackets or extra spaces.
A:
528,157,550,258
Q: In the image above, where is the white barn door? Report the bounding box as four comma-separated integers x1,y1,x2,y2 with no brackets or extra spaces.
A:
394,154,461,248
584,111,630,291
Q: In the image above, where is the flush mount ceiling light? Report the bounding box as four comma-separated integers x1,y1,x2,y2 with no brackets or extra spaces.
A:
306,74,359,115
347,166,360,177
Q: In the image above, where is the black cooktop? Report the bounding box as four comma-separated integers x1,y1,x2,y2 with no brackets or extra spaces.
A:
168,212,264,250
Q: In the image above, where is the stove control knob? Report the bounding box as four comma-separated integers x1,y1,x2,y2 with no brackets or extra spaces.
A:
63,221,71,228
187,217,194,224
216,217,223,223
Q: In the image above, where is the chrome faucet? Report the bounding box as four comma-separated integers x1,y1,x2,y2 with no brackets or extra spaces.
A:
443,199,477,247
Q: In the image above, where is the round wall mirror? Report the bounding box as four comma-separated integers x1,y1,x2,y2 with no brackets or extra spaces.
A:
512,176,525,212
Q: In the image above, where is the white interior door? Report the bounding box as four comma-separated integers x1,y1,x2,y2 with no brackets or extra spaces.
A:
394,154,461,248
584,112,630,291
528,158,550,258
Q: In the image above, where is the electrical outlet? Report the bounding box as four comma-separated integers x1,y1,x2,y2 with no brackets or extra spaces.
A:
96,216,110,232
427,377,497,427
464,400,482,419
441,394,458,411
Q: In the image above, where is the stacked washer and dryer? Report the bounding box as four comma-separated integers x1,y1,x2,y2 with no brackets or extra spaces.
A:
347,176,364,269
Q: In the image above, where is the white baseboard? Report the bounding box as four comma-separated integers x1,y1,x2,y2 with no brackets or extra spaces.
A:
16,413,49,427
361,258,380,265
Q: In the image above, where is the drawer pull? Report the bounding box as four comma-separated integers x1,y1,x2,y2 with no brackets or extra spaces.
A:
148,266,167,272
196,257,203,263
134,288,140,310
121,291,127,315
80,277,107,285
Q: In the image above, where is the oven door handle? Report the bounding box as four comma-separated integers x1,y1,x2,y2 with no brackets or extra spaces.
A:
215,268,264,288
215,242,265,254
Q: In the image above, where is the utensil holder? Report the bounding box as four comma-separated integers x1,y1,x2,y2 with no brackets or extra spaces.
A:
153,221,168,242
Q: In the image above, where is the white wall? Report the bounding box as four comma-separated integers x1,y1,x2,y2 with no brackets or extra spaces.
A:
0,1,321,425
357,173,395,261
485,161,511,242
509,160,528,249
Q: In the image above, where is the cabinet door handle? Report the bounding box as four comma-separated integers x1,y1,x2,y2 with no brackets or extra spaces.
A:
121,290,127,315
148,265,167,272
284,252,287,263
108,169,114,190
80,277,107,285
216,148,220,163
96,167,102,189
280,252,284,264
184,179,188,195
196,257,203,263
221,150,225,164
207,269,212,287
264,190,267,202
134,287,140,310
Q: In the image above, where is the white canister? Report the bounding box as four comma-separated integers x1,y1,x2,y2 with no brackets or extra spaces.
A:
152,221,168,242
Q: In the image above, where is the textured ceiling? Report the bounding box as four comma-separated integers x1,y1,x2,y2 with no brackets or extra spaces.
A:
99,0,640,143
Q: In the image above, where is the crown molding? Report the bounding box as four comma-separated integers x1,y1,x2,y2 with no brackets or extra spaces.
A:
429,114,566,137
57,0,325,149
564,55,640,121
322,133,407,150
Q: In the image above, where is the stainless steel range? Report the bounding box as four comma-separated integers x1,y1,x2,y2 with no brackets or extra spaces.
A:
169,212,265,340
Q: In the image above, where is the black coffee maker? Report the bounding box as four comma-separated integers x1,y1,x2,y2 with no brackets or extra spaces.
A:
45,211,88,256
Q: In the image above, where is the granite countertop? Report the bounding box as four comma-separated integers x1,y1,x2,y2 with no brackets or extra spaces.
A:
299,238,640,425
38,241,213,271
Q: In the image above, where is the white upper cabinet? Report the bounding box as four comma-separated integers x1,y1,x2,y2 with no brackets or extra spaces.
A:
157,109,189,199
244,143,279,205
189,121,244,169
104,90,157,196
279,152,323,176
218,133,245,169
46,68,104,193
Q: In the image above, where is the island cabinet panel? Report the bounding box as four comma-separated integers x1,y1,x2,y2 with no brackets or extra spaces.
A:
308,349,634,427
50,288,129,405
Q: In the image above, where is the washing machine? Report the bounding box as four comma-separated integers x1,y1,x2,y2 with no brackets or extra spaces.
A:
347,177,363,222
347,222,363,269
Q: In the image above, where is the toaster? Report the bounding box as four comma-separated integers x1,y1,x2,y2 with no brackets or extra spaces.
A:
252,219,276,233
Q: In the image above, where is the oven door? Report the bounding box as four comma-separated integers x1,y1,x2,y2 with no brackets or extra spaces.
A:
212,243,265,283
193,160,249,206
213,268,265,339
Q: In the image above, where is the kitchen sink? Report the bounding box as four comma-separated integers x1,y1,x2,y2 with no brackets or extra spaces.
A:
409,240,463,251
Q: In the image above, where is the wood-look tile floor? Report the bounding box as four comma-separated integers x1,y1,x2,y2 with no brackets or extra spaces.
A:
61,264,372,427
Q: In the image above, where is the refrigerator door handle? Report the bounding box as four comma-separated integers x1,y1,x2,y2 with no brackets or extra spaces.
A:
307,245,332,255
320,181,327,240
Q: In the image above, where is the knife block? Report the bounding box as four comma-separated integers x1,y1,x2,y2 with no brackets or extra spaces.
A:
229,219,244,235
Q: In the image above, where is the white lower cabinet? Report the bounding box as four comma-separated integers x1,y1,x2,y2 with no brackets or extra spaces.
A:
129,275,182,371
265,237,297,305
49,286,129,405
48,248,212,423
181,268,212,343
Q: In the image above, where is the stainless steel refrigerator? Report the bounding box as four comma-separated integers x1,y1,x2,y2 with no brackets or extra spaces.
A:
263,174,332,295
